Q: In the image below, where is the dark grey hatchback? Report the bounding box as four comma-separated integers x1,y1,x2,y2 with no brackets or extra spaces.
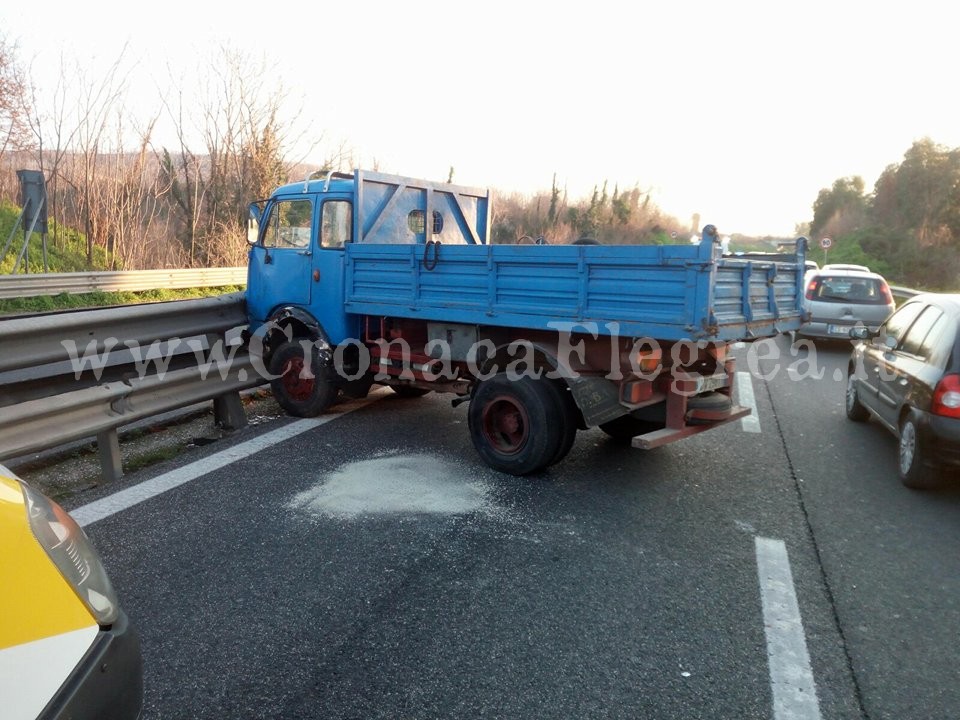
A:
846,293,960,488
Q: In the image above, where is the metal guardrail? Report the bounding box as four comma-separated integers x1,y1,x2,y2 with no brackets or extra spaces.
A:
889,285,920,300
0,267,247,299
0,291,262,481
0,291,246,374
0,357,259,459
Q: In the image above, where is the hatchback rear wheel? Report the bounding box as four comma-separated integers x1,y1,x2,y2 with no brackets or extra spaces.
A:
899,413,941,489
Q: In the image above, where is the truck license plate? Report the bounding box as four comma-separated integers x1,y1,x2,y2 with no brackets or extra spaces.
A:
827,324,849,335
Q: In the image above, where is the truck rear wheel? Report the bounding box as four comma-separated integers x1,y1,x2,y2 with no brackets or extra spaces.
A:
544,380,578,466
468,375,565,476
269,340,338,417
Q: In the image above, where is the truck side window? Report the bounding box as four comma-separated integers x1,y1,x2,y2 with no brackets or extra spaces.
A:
263,199,312,249
321,200,352,248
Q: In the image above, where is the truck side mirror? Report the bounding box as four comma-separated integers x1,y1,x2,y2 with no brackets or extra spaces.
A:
247,205,261,245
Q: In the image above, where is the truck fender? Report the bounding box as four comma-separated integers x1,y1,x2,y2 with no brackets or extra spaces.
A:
248,306,332,362
269,306,331,346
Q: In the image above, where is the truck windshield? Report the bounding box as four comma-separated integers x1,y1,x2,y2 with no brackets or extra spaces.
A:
263,199,312,249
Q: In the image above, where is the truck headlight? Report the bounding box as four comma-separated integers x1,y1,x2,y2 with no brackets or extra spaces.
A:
21,482,120,625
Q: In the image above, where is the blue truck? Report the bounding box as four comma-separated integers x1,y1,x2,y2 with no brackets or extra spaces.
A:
244,169,807,475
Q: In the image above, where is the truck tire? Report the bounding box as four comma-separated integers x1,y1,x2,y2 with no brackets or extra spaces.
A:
685,391,733,425
468,374,565,476
544,380,578,466
269,340,339,417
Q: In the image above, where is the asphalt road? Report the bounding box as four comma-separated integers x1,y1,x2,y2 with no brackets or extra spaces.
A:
62,334,959,720
755,334,960,720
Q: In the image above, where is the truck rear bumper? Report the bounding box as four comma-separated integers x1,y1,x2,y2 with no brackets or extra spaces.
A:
632,404,751,449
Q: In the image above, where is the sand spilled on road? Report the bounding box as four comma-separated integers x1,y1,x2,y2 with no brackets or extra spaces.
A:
287,453,494,519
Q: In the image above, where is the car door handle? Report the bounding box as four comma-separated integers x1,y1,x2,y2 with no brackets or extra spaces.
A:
296,250,312,257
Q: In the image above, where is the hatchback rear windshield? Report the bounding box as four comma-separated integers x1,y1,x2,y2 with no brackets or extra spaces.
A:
808,275,889,304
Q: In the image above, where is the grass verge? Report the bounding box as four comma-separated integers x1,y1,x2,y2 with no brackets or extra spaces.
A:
0,284,245,315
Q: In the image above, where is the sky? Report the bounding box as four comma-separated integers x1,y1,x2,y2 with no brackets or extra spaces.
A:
4,1,960,238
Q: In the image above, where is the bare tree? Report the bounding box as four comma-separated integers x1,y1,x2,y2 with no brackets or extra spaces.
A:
158,45,343,267
0,34,30,164
21,51,84,251
97,115,166,268
71,52,132,262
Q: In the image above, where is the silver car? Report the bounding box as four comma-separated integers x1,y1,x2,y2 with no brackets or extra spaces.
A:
798,268,896,340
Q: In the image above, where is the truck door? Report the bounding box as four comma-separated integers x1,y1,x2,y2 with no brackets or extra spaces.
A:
307,196,355,344
247,197,314,319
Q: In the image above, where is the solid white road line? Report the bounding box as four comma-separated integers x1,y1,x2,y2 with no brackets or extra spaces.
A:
737,371,761,433
72,393,385,528
755,536,822,720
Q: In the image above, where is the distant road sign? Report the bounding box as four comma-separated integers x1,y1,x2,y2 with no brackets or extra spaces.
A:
820,237,832,249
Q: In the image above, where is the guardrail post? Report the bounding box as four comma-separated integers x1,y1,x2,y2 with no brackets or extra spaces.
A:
206,330,248,431
97,429,123,483
214,392,247,430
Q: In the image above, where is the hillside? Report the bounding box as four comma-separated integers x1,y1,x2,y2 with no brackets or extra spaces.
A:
0,200,113,274
0,202,243,314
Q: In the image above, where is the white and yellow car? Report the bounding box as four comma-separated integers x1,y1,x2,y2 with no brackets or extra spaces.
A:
0,464,142,719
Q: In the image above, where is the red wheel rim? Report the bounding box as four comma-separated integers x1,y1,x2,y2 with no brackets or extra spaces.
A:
281,356,314,402
481,395,529,455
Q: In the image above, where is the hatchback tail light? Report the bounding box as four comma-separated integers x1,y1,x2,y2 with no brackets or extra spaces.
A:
932,374,960,418
805,279,818,300
879,281,894,305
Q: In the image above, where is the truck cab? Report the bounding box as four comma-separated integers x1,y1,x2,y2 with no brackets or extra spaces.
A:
246,170,490,350
246,174,357,348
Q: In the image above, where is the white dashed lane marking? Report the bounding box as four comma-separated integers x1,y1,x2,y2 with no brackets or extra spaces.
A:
756,536,823,720
737,371,761,433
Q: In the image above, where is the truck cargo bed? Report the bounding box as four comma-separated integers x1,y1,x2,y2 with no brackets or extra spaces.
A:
344,237,805,342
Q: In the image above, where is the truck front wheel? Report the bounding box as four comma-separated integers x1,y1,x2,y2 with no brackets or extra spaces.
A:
468,375,564,476
269,340,339,417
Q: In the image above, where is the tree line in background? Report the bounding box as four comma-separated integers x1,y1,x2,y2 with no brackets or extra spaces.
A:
490,174,687,246
807,137,960,289
1,35,956,289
